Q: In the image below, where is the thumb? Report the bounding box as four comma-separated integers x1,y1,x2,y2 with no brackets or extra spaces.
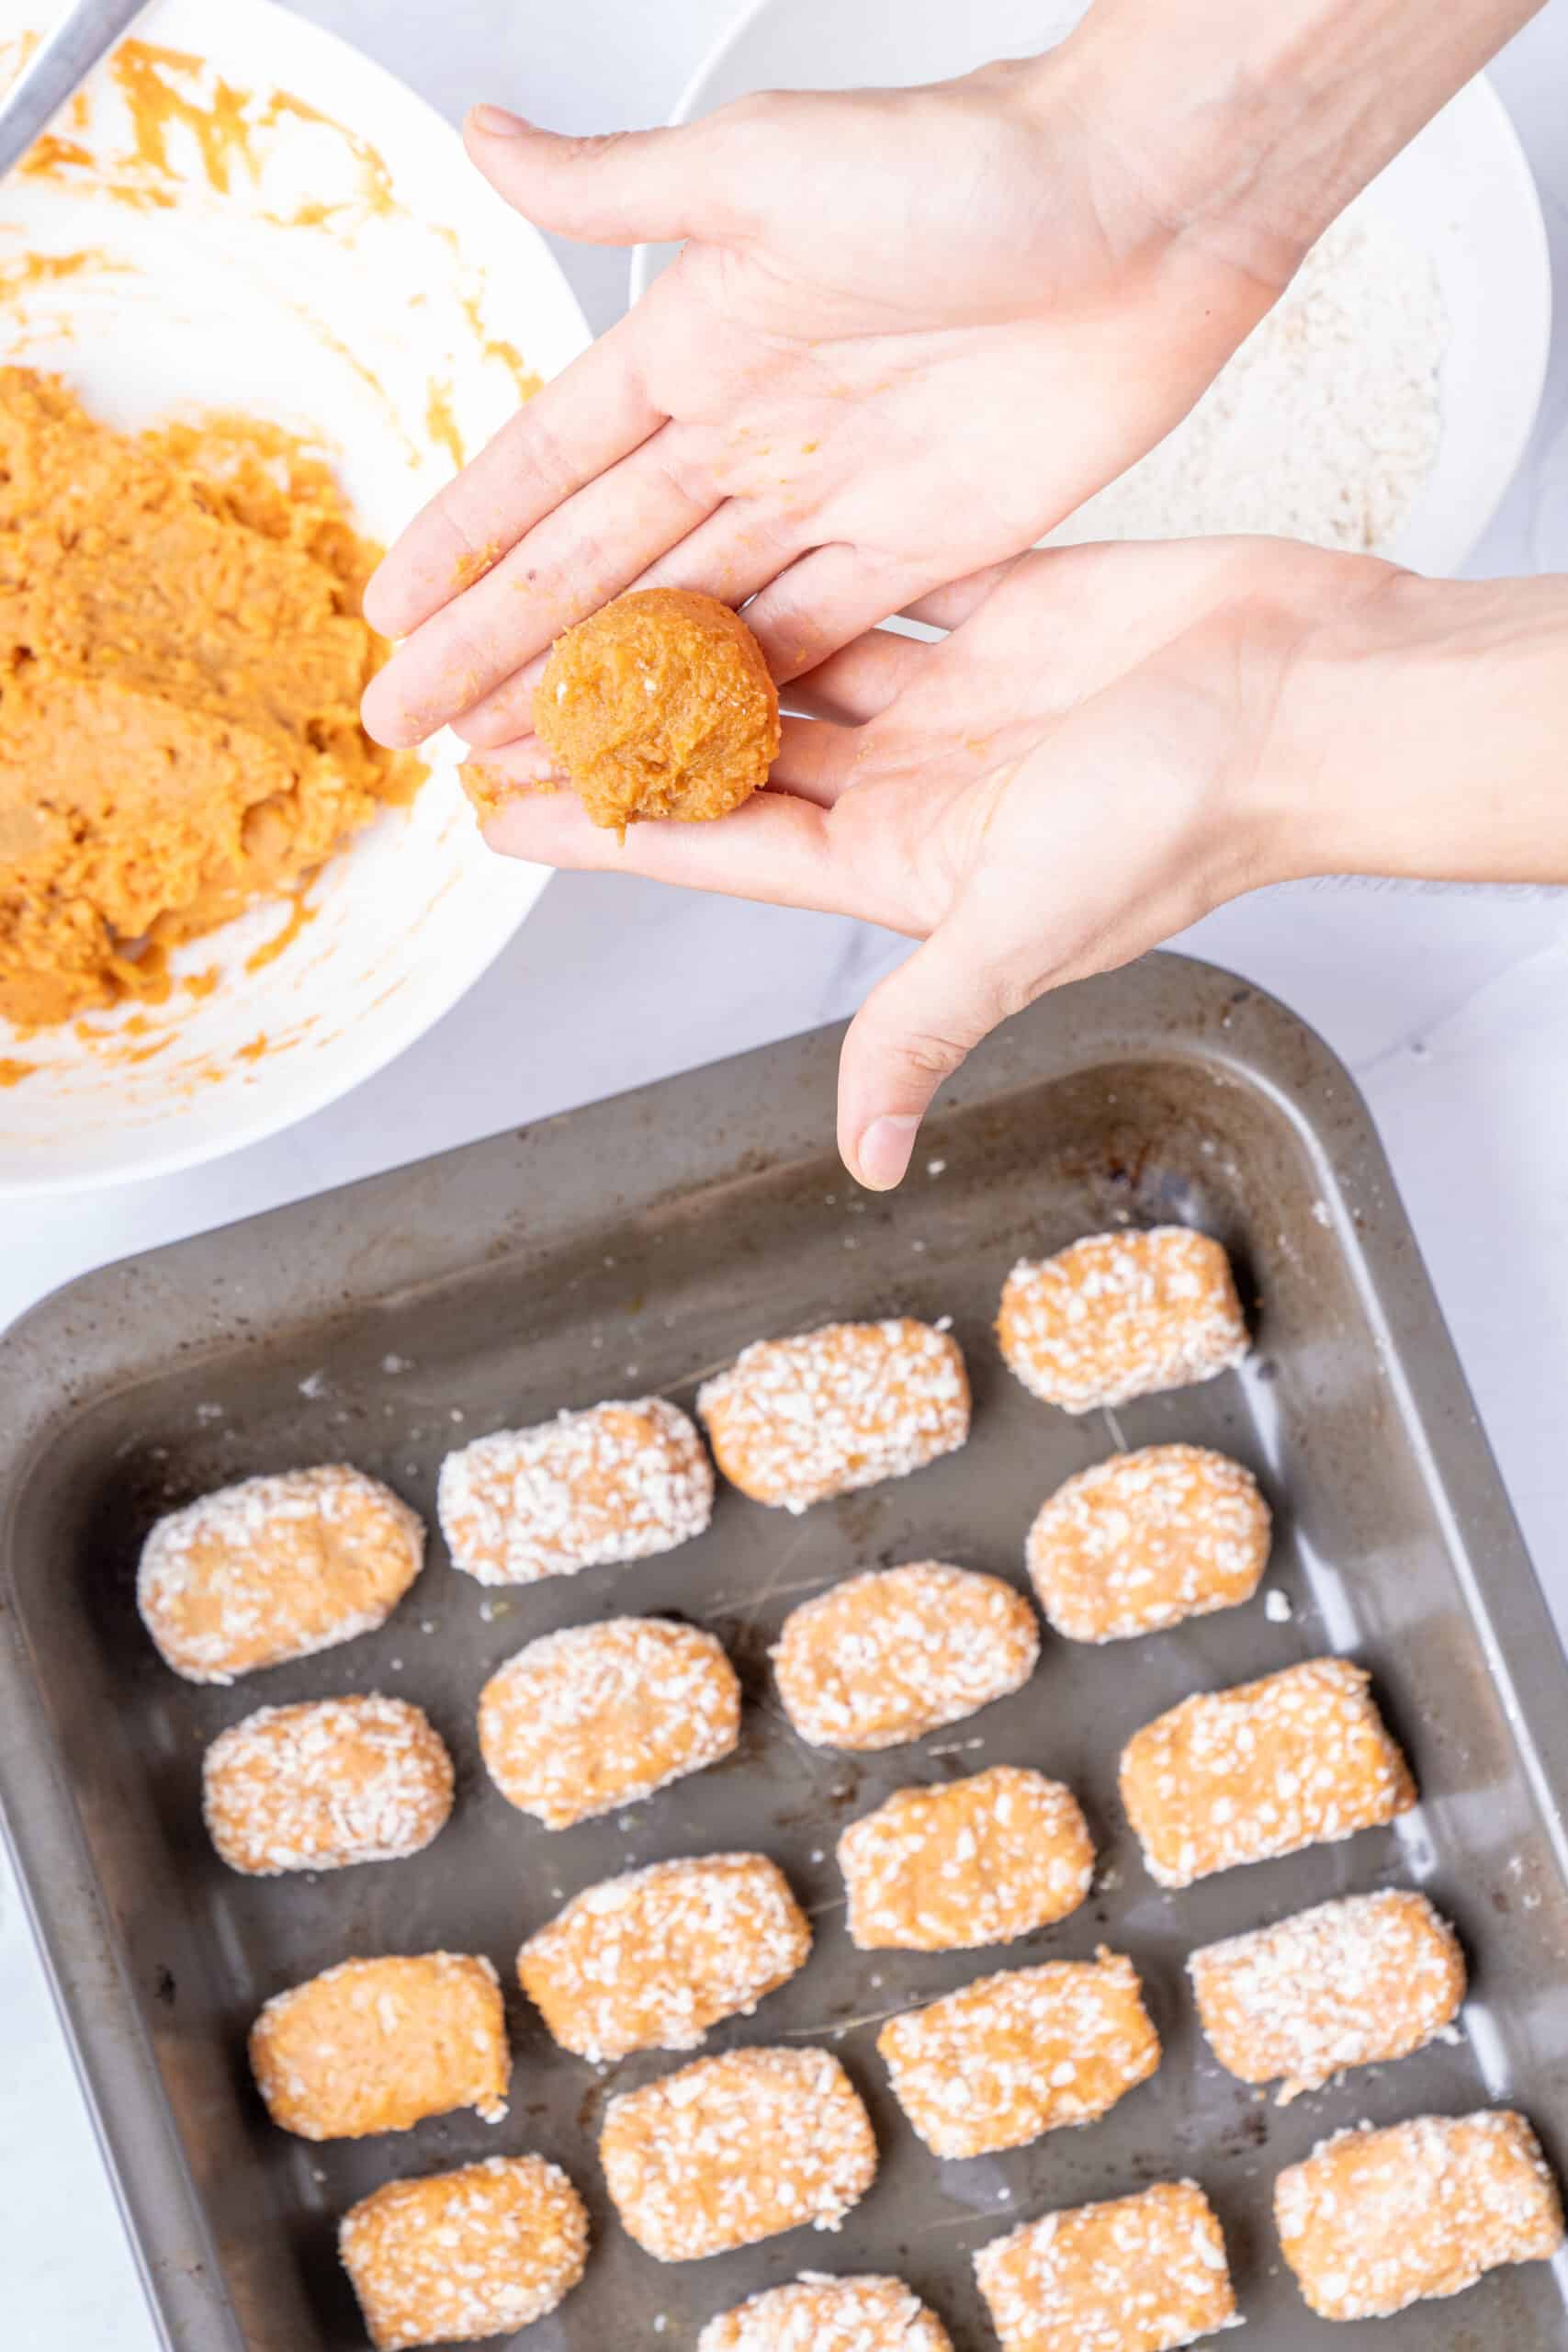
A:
464,107,731,247
839,907,1021,1193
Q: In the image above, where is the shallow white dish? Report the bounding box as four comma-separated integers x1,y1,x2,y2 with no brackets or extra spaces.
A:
0,0,589,1193
633,0,1551,581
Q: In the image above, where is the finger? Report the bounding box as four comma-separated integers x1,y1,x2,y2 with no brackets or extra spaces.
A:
632,505,800,605
465,707,853,819
742,541,936,683
900,562,1014,633
770,715,863,807
464,107,748,246
451,649,549,751
362,427,720,748
363,318,661,639
459,597,925,759
455,501,803,752
784,628,927,724
479,782,858,915
463,738,562,798
837,897,1021,1191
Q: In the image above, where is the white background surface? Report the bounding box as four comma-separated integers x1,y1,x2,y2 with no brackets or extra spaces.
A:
4,1,1568,2341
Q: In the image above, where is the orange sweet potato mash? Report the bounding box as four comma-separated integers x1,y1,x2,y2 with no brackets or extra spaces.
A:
529,587,779,834
0,368,422,1032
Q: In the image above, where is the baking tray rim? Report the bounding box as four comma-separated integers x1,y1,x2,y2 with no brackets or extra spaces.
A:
3,948,1567,2352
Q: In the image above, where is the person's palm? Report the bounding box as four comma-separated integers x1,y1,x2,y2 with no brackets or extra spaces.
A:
473,537,1391,1184
361,61,1289,753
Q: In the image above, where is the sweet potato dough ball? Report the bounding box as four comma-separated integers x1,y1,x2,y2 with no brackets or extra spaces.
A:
535,588,780,832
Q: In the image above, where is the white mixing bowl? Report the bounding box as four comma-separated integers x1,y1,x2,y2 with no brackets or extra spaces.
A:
0,0,588,1191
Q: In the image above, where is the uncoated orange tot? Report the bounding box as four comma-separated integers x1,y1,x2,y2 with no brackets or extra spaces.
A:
535,588,780,831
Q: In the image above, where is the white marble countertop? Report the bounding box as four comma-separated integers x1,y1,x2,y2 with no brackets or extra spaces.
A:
4,1,1568,2341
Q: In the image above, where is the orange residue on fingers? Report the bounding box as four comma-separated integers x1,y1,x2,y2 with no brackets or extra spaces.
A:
452,538,502,592
0,1056,35,1087
460,764,503,821
459,763,555,822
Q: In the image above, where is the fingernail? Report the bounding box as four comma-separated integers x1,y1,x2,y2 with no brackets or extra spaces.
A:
469,105,531,137
855,1114,920,1191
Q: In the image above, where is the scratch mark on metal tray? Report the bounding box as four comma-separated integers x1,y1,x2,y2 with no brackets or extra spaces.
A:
780,1997,919,2040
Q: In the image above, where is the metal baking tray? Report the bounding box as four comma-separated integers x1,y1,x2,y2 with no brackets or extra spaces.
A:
4,952,1568,2352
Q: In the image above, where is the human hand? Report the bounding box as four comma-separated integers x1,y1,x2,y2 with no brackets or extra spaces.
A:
466,537,1401,1188
360,0,1545,758
359,40,1292,754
